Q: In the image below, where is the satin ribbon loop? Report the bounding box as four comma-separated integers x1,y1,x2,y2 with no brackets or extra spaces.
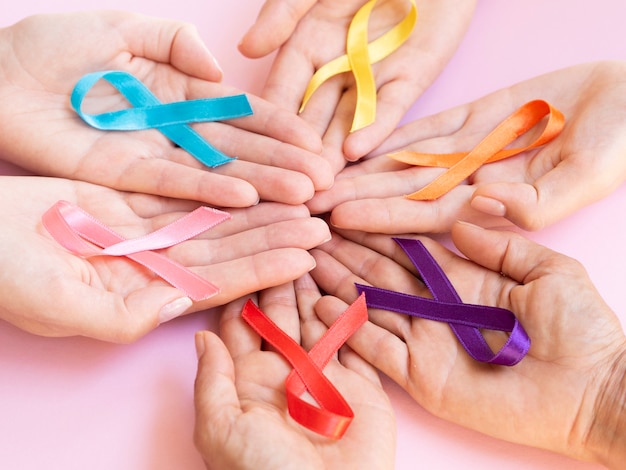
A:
356,238,530,365
389,99,565,200
71,70,253,167
42,200,231,301
241,294,368,439
300,0,417,132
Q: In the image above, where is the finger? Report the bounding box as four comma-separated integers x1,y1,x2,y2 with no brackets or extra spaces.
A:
328,184,511,234
195,121,332,192
299,76,348,140
193,248,317,310
193,331,240,451
257,281,301,342
22,280,189,343
219,294,263,359
343,76,420,160
238,0,318,58
451,221,565,283
315,232,425,296
76,150,259,207
309,244,413,339
185,81,323,155
310,248,362,304
315,295,410,387
306,165,444,214
294,273,327,351
472,155,623,231
369,104,474,156
214,160,316,204
184,203,311,238
118,12,223,82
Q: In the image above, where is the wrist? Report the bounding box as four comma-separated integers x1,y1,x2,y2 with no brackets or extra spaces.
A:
584,347,626,469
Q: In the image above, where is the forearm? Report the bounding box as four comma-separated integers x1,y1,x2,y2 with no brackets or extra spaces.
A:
585,348,626,469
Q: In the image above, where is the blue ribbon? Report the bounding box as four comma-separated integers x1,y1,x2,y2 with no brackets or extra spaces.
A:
70,70,253,167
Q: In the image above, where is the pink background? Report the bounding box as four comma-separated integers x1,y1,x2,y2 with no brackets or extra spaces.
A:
1,1,625,469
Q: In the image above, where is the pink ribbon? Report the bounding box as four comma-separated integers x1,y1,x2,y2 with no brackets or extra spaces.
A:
42,200,231,300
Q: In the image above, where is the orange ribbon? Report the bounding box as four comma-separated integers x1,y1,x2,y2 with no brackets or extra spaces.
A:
388,100,565,200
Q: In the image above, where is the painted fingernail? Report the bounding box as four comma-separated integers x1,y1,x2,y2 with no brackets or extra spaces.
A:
471,195,506,217
159,297,193,325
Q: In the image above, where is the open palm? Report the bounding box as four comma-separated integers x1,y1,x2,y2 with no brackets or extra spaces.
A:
0,176,329,342
308,61,626,232
310,224,626,463
194,277,396,470
0,11,332,207
240,0,476,172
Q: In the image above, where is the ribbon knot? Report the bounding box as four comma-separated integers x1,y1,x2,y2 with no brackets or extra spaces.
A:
356,238,530,365
71,70,253,168
300,0,417,132
42,200,230,301
241,294,368,439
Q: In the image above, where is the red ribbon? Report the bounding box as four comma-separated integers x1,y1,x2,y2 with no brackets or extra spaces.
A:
241,293,368,439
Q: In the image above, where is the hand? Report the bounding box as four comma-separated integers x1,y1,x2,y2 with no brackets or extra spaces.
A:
239,0,476,173
193,275,396,470
308,61,626,232
0,11,332,207
309,223,626,467
0,175,330,342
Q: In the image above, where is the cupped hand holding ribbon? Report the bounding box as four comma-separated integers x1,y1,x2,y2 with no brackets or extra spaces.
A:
194,276,396,470
0,11,332,207
308,61,626,233
310,224,626,462
0,175,329,342
239,0,476,174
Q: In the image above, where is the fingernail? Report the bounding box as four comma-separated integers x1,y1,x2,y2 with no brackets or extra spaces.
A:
471,195,506,217
195,331,206,359
211,55,224,76
159,297,193,325
455,220,484,230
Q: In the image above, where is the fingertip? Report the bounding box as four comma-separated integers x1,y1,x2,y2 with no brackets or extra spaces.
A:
170,23,224,82
343,126,385,162
474,183,547,231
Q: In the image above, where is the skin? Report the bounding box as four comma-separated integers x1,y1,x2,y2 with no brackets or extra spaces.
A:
193,275,396,470
0,175,331,342
239,0,476,173
0,11,333,207
307,61,626,233
309,222,626,468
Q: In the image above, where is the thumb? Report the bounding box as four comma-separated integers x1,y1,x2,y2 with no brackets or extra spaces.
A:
119,13,223,82
238,0,317,58
193,331,241,451
450,221,560,284
472,160,599,231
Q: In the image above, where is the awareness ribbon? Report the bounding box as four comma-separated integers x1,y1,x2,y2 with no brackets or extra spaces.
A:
241,293,368,439
388,99,565,200
71,70,253,167
300,0,417,132
356,238,530,366
42,200,231,301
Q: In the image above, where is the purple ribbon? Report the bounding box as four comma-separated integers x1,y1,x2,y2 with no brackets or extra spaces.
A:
356,238,530,366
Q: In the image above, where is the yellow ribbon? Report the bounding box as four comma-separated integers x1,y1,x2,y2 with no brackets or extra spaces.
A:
300,0,418,132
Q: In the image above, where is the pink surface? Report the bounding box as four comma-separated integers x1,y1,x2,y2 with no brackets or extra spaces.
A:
1,1,624,469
